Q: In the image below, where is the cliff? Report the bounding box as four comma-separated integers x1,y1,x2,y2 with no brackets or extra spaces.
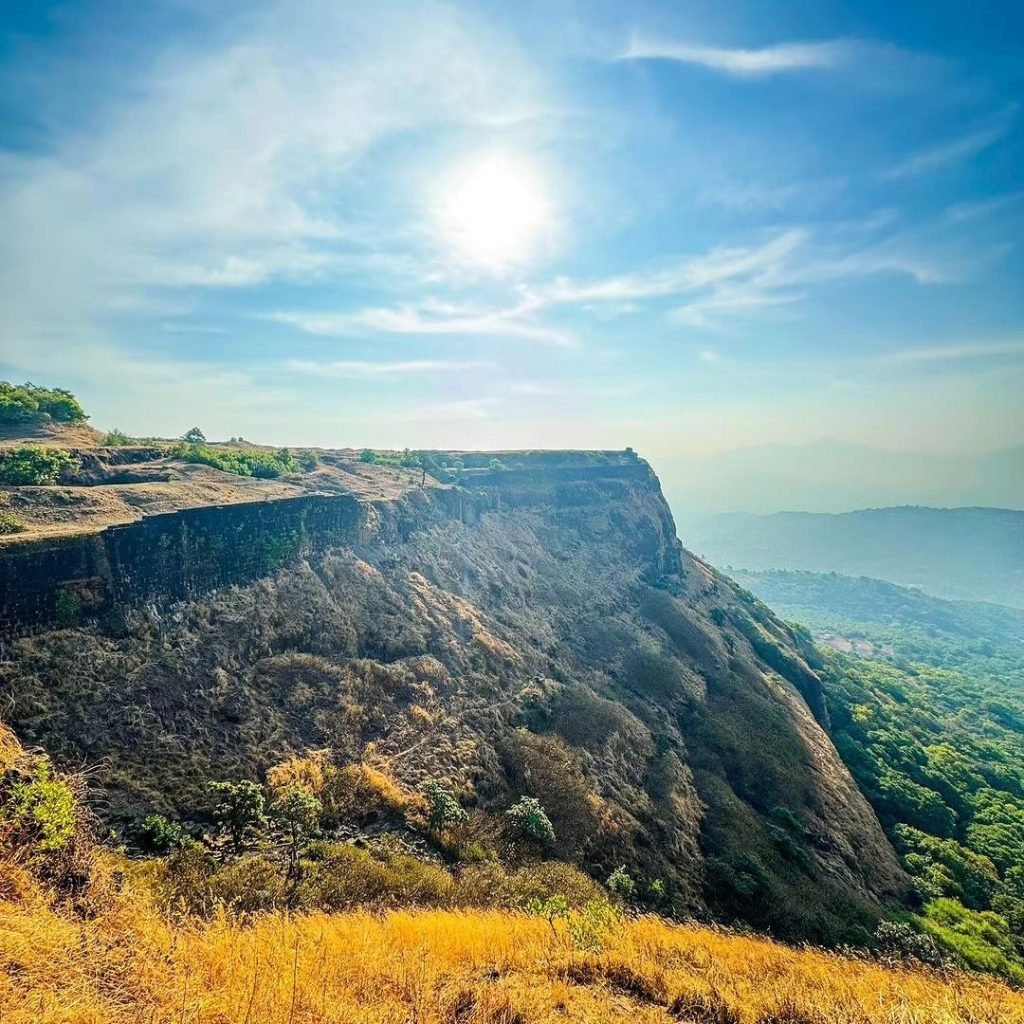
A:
0,450,905,940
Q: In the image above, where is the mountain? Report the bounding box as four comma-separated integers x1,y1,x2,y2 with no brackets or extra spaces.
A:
658,440,1024,522
0,444,903,942
685,506,1024,608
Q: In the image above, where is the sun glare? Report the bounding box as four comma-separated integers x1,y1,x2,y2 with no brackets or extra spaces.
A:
435,154,551,269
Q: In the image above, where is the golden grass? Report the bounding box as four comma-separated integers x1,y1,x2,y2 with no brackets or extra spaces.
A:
0,890,1020,1023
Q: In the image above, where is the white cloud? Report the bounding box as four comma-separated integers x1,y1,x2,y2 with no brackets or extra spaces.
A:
273,304,575,347
285,358,493,377
620,36,851,76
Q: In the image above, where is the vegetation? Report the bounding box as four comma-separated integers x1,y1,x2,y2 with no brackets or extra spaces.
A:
0,507,25,534
736,568,1024,981
172,441,308,478
0,381,87,426
101,427,133,446
0,444,78,485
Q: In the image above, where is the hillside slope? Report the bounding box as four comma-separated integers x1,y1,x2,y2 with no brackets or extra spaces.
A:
686,506,1024,607
0,451,904,940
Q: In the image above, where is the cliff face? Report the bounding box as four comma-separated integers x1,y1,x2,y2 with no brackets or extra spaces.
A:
0,453,904,939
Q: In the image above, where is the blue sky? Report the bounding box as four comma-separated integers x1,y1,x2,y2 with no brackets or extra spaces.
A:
1,0,1022,463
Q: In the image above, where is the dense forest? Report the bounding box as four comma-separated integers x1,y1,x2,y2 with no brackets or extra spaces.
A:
735,569,1024,980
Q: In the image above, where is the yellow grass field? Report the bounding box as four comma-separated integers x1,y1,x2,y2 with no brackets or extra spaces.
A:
1,890,1020,1024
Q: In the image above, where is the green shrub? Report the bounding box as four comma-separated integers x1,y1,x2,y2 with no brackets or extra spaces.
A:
172,441,302,479
504,796,556,847
0,508,24,534
269,784,321,867
8,763,77,853
134,814,185,855
0,445,78,485
0,382,87,425
424,781,467,839
922,897,1024,982
607,865,637,901
102,428,133,446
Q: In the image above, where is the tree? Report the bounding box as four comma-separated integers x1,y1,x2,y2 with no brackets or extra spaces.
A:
504,796,556,848
270,783,321,871
182,426,206,443
423,781,466,840
488,457,507,472
210,780,267,854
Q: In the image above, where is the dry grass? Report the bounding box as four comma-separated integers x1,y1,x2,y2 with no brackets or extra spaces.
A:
0,887,1020,1024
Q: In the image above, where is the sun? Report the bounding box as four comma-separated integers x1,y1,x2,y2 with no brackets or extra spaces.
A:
434,153,551,269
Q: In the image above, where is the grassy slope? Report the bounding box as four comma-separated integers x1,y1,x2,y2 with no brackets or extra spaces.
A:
2,893,1022,1024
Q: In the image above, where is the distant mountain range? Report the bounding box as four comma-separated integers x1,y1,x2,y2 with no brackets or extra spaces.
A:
685,505,1024,608
658,440,1024,523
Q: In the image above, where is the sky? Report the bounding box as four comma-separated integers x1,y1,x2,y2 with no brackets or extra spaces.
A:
1,0,1023,483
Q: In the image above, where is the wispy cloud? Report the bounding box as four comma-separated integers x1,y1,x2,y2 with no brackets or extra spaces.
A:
881,122,1010,179
880,339,1024,365
286,358,494,377
620,36,852,76
273,304,574,347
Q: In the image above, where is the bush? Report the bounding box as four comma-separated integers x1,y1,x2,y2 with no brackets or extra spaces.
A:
269,784,321,867
6,762,77,854
0,508,24,534
504,797,556,848
295,842,455,910
0,382,87,425
501,861,605,910
607,865,637,901
0,445,78,485
424,781,467,839
134,814,185,855
102,428,132,446
172,441,302,479
874,920,945,967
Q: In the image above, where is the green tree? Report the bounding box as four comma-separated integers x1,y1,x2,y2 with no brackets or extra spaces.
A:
270,784,322,871
210,780,267,854
182,426,206,443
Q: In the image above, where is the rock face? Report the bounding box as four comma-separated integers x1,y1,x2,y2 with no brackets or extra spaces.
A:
0,451,905,940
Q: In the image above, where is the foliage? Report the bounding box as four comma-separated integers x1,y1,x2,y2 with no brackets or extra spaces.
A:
607,865,637,901
0,381,87,425
423,781,466,838
0,508,24,534
101,428,133,446
269,784,321,867
504,796,556,847
0,445,78,485
182,427,206,443
209,781,267,853
171,441,304,478
874,920,945,967
134,814,185,855
739,567,1024,981
6,763,77,854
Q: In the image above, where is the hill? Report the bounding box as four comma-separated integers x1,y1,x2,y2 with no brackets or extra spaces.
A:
686,506,1024,607
0,442,903,944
